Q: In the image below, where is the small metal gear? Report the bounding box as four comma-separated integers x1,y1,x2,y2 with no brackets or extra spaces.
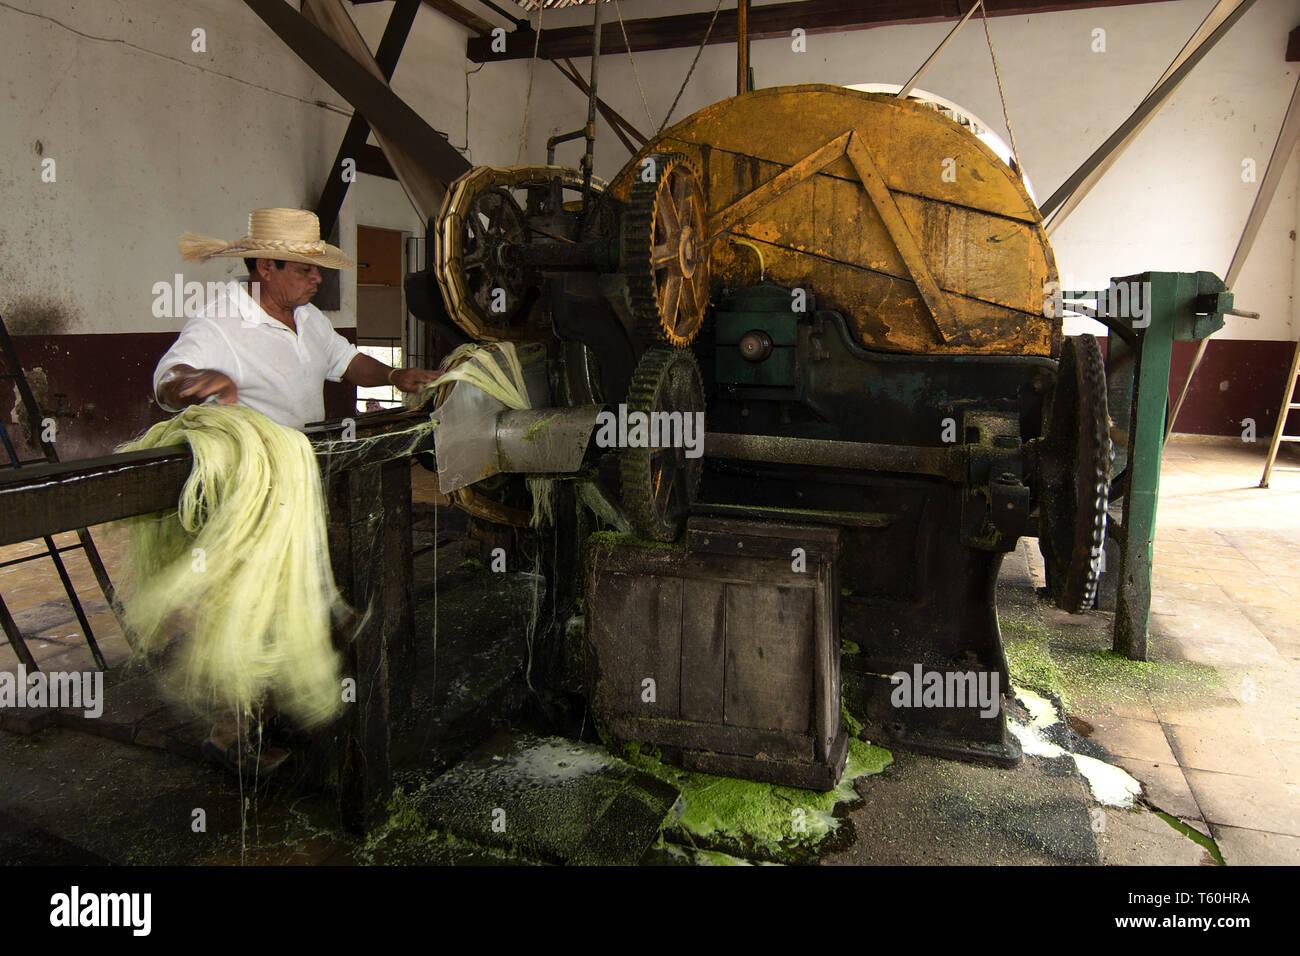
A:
619,348,706,541
1038,333,1112,613
623,153,711,348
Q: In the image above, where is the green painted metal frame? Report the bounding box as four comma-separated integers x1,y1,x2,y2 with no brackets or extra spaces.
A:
1065,271,1229,660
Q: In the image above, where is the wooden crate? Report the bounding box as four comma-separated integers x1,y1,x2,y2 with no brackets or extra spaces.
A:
586,517,847,790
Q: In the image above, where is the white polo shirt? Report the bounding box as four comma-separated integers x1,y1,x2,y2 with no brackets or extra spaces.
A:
153,281,359,430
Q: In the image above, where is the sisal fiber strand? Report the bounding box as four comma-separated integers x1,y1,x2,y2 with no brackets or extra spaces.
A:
116,404,346,728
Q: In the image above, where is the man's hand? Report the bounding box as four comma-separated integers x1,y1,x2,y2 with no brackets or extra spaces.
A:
389,367,438,393
158,365,238,408
342,353,438,394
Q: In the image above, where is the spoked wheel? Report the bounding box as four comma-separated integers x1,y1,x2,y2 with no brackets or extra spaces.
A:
623,153,711,348
462,187,527,326
436,165,605,341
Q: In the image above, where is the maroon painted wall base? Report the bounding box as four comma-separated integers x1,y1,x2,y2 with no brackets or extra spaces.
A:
1168,339,1294,438
2,331,358,462
1,332,1293,462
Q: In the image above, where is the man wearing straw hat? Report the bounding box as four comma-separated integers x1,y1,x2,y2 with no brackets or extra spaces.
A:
151,208,437,778
154,207,437,429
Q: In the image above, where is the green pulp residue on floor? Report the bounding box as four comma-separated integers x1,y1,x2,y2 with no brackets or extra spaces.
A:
1000,614,1223,707
361,786,439,862
361,785,528,866
618,737,892,858
1001,614,1065,700
648,837,777,866
1154,810,1225,865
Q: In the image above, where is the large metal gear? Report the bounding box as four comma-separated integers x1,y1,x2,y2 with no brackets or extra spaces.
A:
619,348,706,541
1037,333,1112,613
436,165,605,342
623,153,711,348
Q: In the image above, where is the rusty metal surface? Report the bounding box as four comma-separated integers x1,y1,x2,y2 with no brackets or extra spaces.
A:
705,431,964,481
496,406,605,474
605,84,1059,357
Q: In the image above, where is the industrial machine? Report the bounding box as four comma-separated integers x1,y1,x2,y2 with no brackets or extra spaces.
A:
416,84,1114,777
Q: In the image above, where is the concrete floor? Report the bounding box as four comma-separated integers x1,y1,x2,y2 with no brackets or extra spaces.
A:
1,443,1297,865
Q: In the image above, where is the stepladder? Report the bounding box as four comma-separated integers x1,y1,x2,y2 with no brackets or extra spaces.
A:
1260,338,1300,488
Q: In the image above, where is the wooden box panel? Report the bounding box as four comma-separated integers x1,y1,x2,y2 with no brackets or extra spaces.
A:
586,519,846,789
723,583,813,734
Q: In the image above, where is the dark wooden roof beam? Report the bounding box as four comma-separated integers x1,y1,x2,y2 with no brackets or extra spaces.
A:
467,0,1180,62
350,0,497,35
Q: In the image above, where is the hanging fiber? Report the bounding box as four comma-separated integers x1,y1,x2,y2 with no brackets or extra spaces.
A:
422,342,559,530
116,404,347,729
424,341,530,413
115,343,564,728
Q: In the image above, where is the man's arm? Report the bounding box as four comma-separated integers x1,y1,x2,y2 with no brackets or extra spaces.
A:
342,353,437,393
156,364,239,408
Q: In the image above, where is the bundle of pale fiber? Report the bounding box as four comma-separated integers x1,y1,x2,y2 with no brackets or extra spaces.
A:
116,404,345,728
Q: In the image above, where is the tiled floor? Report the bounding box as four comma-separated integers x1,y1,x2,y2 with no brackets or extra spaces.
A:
1074,437,1300,864
1,442,1297,863
0,530,131,675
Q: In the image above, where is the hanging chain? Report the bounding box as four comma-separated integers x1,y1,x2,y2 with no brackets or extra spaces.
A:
658,0,724,134
979,2,1023,178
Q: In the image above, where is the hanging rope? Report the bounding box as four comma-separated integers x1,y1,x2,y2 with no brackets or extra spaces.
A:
979,2,1023,179
611,0,655,128
516,5,544,163
611,0,655,130
657,0,724,134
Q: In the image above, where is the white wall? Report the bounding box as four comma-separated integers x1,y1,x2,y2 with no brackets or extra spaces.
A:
5,0,1298,346
515,0,1300,342
0,0,524,336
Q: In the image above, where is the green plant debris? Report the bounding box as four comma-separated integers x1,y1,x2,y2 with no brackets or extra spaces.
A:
840,699,865,738
361,786,440,863
1153,810,1225,865
1001,612,1224,709
841,639,860,655
586,530,683,550
361,785,531,866
618,738,891,861
523,414,560,442
1056,650,1223,703
649,837,770,866
1001,614,1065,701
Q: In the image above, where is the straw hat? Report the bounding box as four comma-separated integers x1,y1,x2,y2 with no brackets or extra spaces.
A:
178,208,354,270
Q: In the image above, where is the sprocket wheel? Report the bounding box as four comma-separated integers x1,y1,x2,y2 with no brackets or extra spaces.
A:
619,348,706,541
623,153,711,348
1037,333,1112,613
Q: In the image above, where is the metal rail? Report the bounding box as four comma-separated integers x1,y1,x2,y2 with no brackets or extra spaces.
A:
705,432,963,481
0,411,435,548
